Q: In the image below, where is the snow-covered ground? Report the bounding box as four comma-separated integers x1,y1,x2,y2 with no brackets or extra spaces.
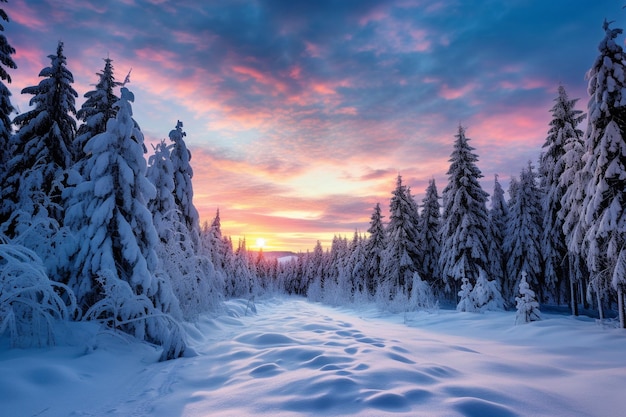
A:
2,296,625,417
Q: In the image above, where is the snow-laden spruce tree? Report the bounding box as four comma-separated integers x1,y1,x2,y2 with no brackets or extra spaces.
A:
503,163,543,303
0,0,16,190
439,126,490,295
302,240,325,295
365,203,386,295
64,87,185,360
74,57,121,164
486,175,508,295
382,175,421,297
418,178,441,286
324,235,353,305
0,243,77,347
407,272,436,311
471,269,505,312
147,140,220,319
515,271,541,325
169,121,200,247
579,20,626,327
456,277,476,312
540,85,586,304
2,41,77,230
559,102,589,316
201,210,224,271
348,231,368,299
227,238,256,298
147,140,178,242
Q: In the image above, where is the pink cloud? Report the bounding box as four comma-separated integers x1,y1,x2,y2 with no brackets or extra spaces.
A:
304,41,322,58
358,7,389,26
9,2,47,31
231,65,288,94
439,82,477,100
288,65,302,80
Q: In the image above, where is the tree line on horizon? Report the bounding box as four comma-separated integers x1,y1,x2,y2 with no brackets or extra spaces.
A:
271,19,626,328
0,0,624,361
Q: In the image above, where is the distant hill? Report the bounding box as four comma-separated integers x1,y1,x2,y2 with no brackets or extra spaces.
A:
261,251,300,263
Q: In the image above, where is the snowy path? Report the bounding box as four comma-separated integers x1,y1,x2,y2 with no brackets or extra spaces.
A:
3,297,626,416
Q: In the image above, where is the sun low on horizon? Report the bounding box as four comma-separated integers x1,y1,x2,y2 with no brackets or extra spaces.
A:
5,0,620,253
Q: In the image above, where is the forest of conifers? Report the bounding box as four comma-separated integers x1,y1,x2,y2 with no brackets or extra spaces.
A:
0,3,624,359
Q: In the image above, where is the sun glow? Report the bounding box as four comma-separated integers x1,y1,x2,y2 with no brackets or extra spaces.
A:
256,238,266,249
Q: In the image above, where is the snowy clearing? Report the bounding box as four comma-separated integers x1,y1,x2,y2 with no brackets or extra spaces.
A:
2,296,625,417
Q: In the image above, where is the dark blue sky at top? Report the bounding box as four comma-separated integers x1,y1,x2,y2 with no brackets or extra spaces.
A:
4,0,623,250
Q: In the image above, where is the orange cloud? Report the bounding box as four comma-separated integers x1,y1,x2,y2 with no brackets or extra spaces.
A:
231,65,288,94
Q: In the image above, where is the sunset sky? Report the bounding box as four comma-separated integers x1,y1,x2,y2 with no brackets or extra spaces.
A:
4,0,622,252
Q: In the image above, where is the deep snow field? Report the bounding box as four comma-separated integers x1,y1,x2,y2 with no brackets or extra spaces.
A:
2,296,626,417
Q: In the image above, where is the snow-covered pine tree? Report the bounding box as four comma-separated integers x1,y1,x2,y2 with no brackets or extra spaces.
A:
515,271,541,325
219,235,236,294
147,140,177,243
456,277,476,312
2,41,77,230
558,97,589,316
471,268,505,312
439,126,490,295
503,162,543,303
540,85,586,305
382,175,421,297
365,203,386,295
147,139,220,319
64,87,185,359
486,175,508,297
201,209,228,276
0,243,77,347
418,178,441,286
579,20,626,327
74,57,121,164
169,121,200,247
348,230,368,298
325,235,352,305
324,235,350,303
407,272,435,311
229,238,255,297
303,240,325,295
0,0,16,191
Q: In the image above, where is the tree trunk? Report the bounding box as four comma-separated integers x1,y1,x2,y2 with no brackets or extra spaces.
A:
618,286,625,329
569,256,578,315
596,290,604,322
570,277,578,316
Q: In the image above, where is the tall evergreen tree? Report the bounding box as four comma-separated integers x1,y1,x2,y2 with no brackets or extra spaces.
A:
580,20,626,327
439,126,490,294
349,231,367,296
64,87,184,359
365,203,386,295
487,175,508,294
147,140,177,243
169,120,200,246
382,175,421,295
64,88,157,307
0,0,16,187
201,209,226,273
540,85,585,304
418,178,441,285
559,112,588,315
74,57,121,163
2,41,77,228
503,163,543,302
